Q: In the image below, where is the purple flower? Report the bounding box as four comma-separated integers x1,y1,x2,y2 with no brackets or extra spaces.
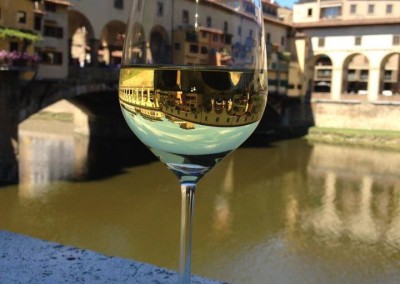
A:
0,49,40,66
0,50,8,60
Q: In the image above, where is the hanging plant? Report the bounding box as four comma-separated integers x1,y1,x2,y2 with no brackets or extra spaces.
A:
0,50,40,68
0,27,42,42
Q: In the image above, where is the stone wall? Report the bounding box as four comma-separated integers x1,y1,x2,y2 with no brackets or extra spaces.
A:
311,101,400,131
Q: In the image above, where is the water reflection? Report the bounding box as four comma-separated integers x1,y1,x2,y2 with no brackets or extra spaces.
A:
18,128,88,199
2,131,400,283
304,144,400,247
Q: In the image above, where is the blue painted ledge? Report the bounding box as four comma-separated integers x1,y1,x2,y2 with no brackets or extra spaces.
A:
0,230,226,284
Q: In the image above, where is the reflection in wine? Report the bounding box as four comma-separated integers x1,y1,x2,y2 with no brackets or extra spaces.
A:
119,67,267,182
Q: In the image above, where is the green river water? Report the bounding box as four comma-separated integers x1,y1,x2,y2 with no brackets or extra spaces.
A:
1,119,400,284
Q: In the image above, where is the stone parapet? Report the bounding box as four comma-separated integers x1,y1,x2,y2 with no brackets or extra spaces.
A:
0,230,225,284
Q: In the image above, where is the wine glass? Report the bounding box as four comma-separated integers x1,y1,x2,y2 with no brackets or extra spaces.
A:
119,1,267,283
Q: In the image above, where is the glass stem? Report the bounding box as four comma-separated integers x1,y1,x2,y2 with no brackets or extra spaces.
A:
179,182,197,284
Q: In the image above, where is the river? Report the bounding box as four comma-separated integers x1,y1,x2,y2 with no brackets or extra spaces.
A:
1,117,400,284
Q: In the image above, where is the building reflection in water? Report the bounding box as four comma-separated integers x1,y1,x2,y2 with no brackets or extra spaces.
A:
18,128,88,199
297,143,400,249
212,157,235,238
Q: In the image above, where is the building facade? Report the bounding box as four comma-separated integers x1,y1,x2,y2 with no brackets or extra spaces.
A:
293,0,400,103
0,0,71,79
0,0,40,68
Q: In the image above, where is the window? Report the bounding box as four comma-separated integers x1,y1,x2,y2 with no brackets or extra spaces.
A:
39,51,63,65
182,10,189,24
200,46,208,54
45,2,57,12
44,25,64,38
355,36,362,46
386,4,393,14
368,4,374,14
281,36,285,46
213,34,218,42
157,2,163,16
321,6,341,19
17,11,27,24
384,70,392,80
189,44,198,53
114,0,123,9
307,8,312,17
206,16,212,27
223,21,228,33
318,37,325,47
224,34,232,45
393,35,400,46
174,43,180,50
237,26,241,36
34,15,42,30
350,4,356,14
360,70,368,80
10,42,19,51
266,32,270,44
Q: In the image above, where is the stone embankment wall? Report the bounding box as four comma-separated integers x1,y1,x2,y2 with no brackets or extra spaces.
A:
311,101,400,131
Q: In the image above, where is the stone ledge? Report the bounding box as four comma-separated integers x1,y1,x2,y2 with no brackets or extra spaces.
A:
0,230,225,284
306,127,400,151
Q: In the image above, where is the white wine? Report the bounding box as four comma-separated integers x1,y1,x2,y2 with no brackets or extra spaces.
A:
119,66,267,182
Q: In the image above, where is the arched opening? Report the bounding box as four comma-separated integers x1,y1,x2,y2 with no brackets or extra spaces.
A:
312,54,332,93
150,25,170,64
380,53,400,100
343,53,369,96
100,20,126,66
68,11,95,67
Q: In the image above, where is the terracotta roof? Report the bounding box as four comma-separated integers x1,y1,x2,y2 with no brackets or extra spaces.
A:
197,26,224,35
44,0,71,6
264,15,293,28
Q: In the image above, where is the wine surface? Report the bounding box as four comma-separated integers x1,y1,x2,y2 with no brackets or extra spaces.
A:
119,66,267,182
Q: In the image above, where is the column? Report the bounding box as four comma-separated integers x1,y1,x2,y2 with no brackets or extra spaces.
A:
330,66,343,100
368,67,380,102
89,38,100,67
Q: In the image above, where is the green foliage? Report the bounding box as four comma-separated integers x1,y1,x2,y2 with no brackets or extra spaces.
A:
0,28,42,42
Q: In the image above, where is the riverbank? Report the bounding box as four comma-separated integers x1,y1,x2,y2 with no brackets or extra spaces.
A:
306,127,400,151
0,230,223,284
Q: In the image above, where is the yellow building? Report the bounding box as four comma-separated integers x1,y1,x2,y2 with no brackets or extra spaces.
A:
0,0,41,66
0,0,71,78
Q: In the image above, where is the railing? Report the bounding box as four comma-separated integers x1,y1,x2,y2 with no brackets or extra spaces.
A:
68,66,120,84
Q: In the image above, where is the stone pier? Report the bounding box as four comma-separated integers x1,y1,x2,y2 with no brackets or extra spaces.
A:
0,71,20,184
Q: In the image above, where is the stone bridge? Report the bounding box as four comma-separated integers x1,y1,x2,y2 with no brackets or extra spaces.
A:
0,67,126,184
0,66,309,185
